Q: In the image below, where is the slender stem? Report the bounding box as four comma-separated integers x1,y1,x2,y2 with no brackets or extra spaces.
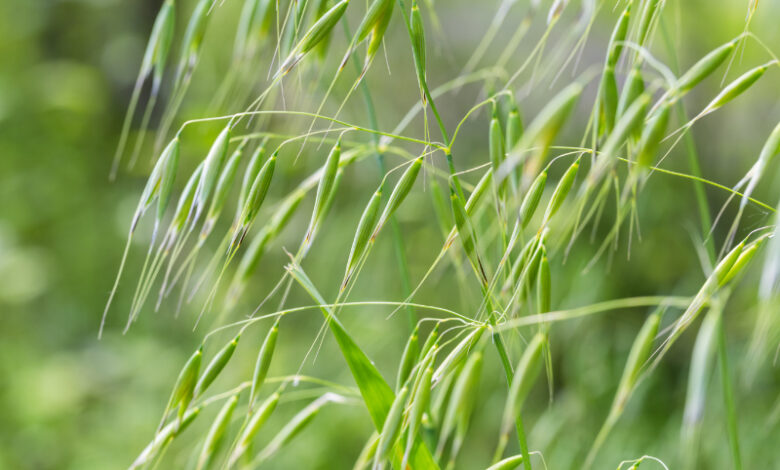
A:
176,110,445,150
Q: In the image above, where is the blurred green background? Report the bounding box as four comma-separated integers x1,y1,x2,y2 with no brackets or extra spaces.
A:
1,0,779,469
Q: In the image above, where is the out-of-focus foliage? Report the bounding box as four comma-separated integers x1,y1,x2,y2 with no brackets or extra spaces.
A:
1,1,779,469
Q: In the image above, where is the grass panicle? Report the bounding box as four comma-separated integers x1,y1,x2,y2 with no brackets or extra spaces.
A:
103,2,780,468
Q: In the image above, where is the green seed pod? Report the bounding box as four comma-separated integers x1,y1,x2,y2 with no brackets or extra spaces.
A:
363,0,394,72
516,83,582,162
195,393,239,470
132,136,179,232
721,238,764,285
659,241,747,356
490,106,506,174
362,0,394,42
196,126,231,218
174,0,211,87
250,319,280,409
606,4,631,68
403,365,432,468
758,121,780,166
194,334,240,397
604,93,651,156
703,62,772,115
319,169,342,225
241,150,276,228
397,326,419,389
432,366,458,426
168,163,204,239
714,241,746,286
508,236,539,289
519,169,547,229
277,0,350,75
310,0,335,61
512,240,546,305
487,455,524,470
594,94,651,182
410,0,427,88
410,343,436,397
204,140,246,232
238,140,268,216
156,137,181,223
420,323,440,358
490,107,507,196
255,395,334,464
233,191,304,288
465,169,493,214
344,189,383,284
542,156,580,223
433,326,485,384
135,160,166,224
139,0,174,77
636,102,671,168
600,65,619,133
617,65,645,119
376,157,423,232
502,332,545,433
451,184,486,284
636,0,662,49
307,139,342,239
300,0,350,54
375,386,409,465
506,100,524,149
537,249,550,314
169,346,202,422
113,0,174,177
675,38,738,95
230,387,283,466
612,312,660,413
523,241,545,286
742,122,780,207
145,0,176,90
440,351,482,449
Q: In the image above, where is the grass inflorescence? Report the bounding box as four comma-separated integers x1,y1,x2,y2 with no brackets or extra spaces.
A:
101,0,780,468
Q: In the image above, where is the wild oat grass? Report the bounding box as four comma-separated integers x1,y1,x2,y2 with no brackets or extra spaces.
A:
97,0,780,468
